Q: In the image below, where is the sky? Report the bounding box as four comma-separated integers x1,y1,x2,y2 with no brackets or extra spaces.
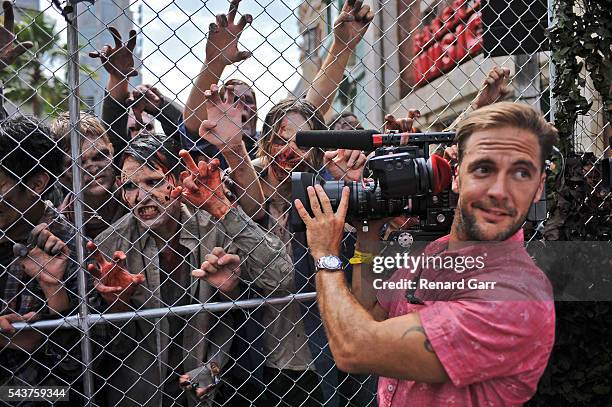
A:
41,0,305,127
134,0,304,125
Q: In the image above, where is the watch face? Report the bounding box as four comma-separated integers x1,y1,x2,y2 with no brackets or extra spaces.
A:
321,256,342,269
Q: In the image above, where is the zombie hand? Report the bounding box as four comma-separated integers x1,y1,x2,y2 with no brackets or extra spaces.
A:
13,223,69,289
205,0,253,66
384,109,420,145
324,149,367,181
86,241,144,305
172,150,232,219
192,247,241,295
473,67,511,109
0,1,33,71
199,84,243,149
332,0,375,51
89,27,138,79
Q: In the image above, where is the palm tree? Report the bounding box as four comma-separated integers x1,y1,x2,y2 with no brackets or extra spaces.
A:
0,13,90,117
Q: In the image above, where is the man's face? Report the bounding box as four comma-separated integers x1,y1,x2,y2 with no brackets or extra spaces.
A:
128,112,155,138
120,156,181,233
231,83,257,136
0,170,43,238
269,112,313,180
453,126,545,241
61,137,116,198
333,114,363,130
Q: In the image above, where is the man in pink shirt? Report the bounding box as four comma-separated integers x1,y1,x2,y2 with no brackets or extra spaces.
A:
295,102,557,406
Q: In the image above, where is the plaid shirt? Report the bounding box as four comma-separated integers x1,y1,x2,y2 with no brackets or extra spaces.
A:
0,202,83,391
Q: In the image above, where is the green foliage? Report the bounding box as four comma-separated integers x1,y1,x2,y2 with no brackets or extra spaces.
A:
549,0,611,154
0,13,90,118
531,1,612,404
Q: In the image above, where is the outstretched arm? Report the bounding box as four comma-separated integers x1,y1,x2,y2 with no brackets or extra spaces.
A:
199,84,264,219
305,0,374,116
183,0,252,134
90,27,138,155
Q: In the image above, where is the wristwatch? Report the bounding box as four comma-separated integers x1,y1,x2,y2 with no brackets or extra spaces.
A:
315,255,343,272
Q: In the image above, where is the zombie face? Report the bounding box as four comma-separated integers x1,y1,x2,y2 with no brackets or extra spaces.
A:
61,137,116,198
120,156,181,236
268,112,313,181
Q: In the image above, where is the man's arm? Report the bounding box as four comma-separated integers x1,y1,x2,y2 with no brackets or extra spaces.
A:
90,27,138,156
305,0,374,116
295,185,449,382
183,0,252,134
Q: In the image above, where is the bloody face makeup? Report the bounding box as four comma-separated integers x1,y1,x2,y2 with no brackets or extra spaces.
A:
120,156,181,235
268,112,313,180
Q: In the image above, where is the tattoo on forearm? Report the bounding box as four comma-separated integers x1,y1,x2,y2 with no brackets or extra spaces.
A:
401,325,434,353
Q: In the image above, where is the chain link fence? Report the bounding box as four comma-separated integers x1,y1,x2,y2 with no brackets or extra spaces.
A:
0,0,609,406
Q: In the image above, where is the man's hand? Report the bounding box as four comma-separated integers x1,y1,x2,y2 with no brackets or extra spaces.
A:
472,67,511,109
205,0,252,67
384,109,420,144
324,149,367,181
0,1,33,70
199,84,243,148
89,27,138,79
86,241,144,306
172,150,232,219
13,224,69,289
333,0,375,52
295,185,350,260
126,84,163,115
192,247,241,295
0,312,38,334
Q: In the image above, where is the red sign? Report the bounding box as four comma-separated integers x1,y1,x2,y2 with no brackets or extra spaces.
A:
413,0,483,86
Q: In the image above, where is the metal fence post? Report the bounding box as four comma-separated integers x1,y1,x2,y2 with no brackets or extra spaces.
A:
66,3,94,404
547,0,557,123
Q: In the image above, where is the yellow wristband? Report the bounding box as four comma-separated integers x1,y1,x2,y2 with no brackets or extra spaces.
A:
349,249,374,265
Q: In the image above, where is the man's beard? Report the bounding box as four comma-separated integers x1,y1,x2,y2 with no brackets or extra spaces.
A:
456,199,523,242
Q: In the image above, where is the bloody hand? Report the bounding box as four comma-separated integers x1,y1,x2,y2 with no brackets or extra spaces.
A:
323,149,367,181
172,150,232,219
86,241,144,305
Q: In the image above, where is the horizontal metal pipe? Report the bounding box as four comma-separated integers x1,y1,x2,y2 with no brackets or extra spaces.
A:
5,293,317,331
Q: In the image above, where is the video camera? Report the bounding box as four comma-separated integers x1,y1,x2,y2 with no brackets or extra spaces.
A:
291,129,457,239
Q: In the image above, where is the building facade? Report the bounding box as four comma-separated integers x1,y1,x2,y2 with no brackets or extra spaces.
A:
77,0,142,116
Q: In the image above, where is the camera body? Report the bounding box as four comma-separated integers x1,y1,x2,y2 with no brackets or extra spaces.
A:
291,132,457,234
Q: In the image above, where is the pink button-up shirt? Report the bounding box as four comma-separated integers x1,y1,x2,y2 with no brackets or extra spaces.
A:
376,230,555,406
